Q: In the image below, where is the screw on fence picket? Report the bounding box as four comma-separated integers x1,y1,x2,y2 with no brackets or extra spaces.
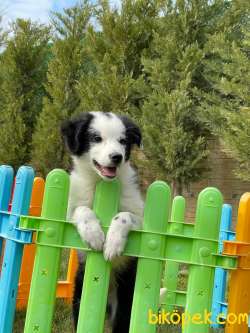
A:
162,196,186,312
184,187,223,333
23,169,69,333
76,179,120,333
211,204,233,327
0,165,34,333
129,181,171,333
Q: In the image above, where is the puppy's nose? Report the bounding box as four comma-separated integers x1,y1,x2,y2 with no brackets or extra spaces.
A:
109,153,122,164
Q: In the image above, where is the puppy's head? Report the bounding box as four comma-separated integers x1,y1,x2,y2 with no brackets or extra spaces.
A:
61,112,141,180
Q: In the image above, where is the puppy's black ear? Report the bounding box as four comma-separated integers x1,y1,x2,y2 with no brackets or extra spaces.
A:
119,115,142,148
61,113,93,155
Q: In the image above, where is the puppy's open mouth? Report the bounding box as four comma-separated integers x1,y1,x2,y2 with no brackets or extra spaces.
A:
93,160,117,179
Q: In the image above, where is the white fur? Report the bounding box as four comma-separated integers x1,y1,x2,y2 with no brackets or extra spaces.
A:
67,112,144,264
72,206,105,251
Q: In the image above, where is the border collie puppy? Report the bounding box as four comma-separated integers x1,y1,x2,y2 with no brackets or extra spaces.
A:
61,112,144,333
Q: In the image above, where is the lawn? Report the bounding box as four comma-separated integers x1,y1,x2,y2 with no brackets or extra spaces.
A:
14,304,225,333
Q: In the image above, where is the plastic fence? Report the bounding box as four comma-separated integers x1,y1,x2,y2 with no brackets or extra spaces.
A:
0,166,78,324
17,177,45,309
19,168,238,333
223,193,250,333
0,165,34,333
211,204,235,327
1,165,249,333
16,177,78,309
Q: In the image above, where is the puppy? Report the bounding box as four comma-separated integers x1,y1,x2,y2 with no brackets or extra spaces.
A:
61,112,144,333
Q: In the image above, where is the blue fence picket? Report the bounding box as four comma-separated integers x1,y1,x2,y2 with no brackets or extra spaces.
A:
0,166,34,333
211,204,234,327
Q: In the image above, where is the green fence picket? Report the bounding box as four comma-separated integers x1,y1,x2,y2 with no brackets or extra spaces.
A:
24,169,69,333
76,179,121,333
184,187,223,333
163,196,186,311
129,181,171,333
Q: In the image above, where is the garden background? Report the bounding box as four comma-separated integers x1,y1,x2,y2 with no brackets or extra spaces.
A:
0,0,249,331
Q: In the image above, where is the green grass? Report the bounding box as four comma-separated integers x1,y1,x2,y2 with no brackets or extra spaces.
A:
14,300,74,333
14,302,225,333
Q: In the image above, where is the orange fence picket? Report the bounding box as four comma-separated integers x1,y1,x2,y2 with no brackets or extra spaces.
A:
223,193,250,333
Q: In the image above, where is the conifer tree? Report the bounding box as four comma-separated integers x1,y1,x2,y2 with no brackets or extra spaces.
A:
140,0,232,194
0,19,50,168
222,29,250,181
0,15,7,110
78,0,160,118
31,2,93,175
202,1,250,180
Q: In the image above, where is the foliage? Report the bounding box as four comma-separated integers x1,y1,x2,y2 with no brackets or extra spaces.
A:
0,0,249,186
0,19,50,168
202,0,250,180
140,0,229,193
31,1,94,175
78,0,161,118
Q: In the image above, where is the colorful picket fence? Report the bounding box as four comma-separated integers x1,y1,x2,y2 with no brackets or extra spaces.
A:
223,193,250,333
205,194,250,333
211,204,235,327
16,177,45,309
0,165,34,333
0,166,78,332
162,194,250,333
0,164,250,333
18,168,238,333
17,176,78,308
165,203,237,327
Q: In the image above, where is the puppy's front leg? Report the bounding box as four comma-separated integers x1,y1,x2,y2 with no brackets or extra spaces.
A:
72,206,105,251
104,212,142,261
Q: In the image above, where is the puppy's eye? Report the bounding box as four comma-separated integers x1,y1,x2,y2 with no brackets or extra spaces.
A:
93,135,102,143
119,138,127,145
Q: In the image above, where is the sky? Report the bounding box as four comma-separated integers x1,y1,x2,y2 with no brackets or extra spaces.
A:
0,0,87,29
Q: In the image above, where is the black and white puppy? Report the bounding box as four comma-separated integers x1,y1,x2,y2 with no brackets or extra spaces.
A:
61,111,144,333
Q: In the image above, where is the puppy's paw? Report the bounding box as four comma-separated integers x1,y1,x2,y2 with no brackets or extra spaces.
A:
104,231,126,261
79,222,105,251
73,206,105,251
103,212,132,261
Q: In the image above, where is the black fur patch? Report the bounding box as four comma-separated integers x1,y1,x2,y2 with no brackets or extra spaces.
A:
112,259,137,333
118,115,142,161
61,113,94,156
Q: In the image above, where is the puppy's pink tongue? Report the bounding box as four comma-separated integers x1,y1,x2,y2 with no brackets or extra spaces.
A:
100,166,116,178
